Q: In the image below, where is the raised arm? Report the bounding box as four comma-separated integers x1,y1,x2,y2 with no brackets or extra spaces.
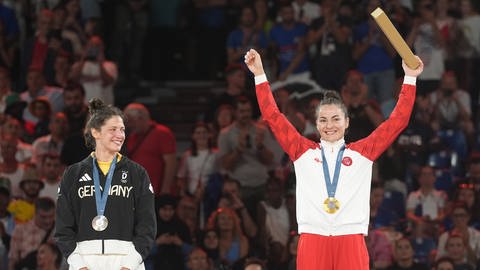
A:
349,57,424,161
244,49,316,161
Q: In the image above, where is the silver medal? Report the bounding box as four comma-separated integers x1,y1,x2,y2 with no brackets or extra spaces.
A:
92,215,109,231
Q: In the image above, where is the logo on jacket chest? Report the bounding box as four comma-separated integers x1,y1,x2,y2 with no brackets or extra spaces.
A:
77,185,133,198
313,156,353,166
121,170,128,183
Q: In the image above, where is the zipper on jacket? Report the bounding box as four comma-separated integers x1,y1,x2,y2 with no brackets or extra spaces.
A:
102,239,104,254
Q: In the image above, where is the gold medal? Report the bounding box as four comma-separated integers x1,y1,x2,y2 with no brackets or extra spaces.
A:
323,197,340,214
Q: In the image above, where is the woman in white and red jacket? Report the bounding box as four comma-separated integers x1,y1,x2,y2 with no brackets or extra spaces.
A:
244,49,424,270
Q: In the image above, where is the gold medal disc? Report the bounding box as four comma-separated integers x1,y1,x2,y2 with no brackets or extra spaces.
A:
323,197,340,214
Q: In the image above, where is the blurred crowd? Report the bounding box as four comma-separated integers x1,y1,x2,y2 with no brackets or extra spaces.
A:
0,0,480,270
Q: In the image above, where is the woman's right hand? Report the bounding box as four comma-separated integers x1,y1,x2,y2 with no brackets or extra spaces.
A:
244,49,265,76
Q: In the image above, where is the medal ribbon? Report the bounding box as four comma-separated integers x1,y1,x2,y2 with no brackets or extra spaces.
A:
321,144,345,198
92,155,117,217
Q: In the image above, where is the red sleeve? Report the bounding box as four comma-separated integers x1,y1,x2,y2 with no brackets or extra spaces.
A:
349,83,416,161
256,82,317,161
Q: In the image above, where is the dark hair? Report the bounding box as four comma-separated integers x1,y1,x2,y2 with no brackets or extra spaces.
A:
35,197,56,211
42,152,61,164
190,122,213,156
433,257,455,269
84,98,125,149
233,95,252,109
64,80,85,96
315,90,348,118
40,242,63,268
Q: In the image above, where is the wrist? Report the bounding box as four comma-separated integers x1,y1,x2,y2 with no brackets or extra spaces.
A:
254,74,268,85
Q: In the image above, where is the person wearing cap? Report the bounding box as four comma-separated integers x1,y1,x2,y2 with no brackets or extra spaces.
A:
8,197,56,270
55,98,156,270
6,163,44,224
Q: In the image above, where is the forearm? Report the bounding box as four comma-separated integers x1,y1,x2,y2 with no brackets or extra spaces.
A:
364,104,384,127
281,50,305,77
352,42,369,60
239,207,258,238
100,63,115,86
161,158,176,194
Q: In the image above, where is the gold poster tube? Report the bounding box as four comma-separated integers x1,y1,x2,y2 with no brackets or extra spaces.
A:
370,7,420,69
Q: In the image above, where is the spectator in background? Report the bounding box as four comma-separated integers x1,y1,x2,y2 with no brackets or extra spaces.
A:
26,97,52,141
177,122,219,227
0,116,33,163
430,71,474,149
0,0,19,44
35,242,62,270
177,122,218,197
0,177,12,270
218,178,258,239
453,180,479,228
352,0,396,104
457,0,480,107
62,81,87,135
20,68,63,124
46,49,72,88
0,68,17,114
38,153,62,202
124,103,177,195
62,0,86,56
226,5,267,65
218,96,274,216
71,35,117,105
410,219,437,266
207,207,249,267
0,20,18,70
444,233,476,270
340,70,384,142
153,194,192,270
291,0,321,26
307,2,353,91
187,247,212,270
200,229,221,268
209,104,235,147
253,0,274,36
406,165,447,237
0,134,25,198
387,237,428,270
436,202,480,261
406,0,445,95
8,197,55,270
257,177,292,269
432,257,455,270
269,3,309,82
20,9,54,84
111,0,148,84
31,112,68,164
205,63,253,123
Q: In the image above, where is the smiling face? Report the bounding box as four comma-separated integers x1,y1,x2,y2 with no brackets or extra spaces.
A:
91,116,125,155
316,104,349,143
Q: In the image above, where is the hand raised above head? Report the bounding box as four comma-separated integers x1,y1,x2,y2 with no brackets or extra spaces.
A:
403,56,424,77
244,49,265,77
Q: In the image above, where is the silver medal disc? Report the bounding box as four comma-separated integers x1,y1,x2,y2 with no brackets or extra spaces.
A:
92,215,109,231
